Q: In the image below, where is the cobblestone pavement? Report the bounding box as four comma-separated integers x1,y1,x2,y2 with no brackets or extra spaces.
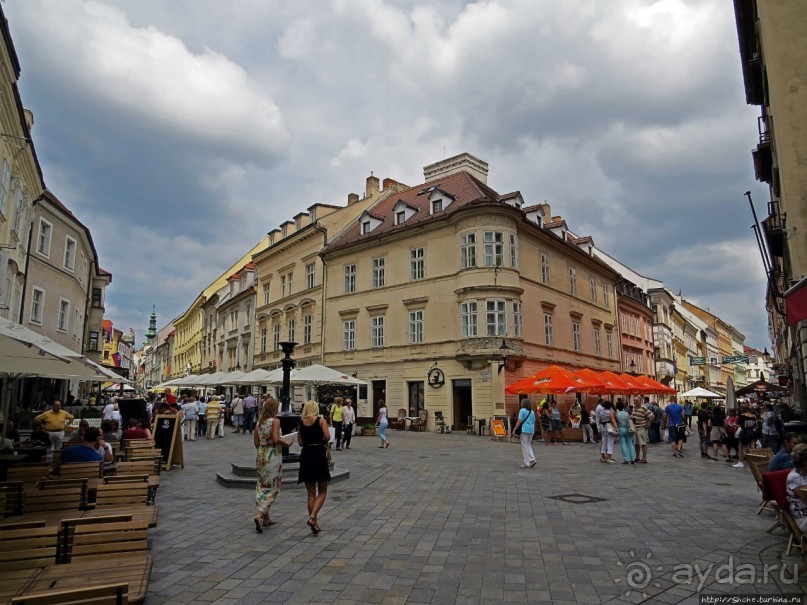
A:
147,430,806,604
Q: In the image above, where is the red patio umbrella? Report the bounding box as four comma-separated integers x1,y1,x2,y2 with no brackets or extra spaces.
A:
618,373,653,394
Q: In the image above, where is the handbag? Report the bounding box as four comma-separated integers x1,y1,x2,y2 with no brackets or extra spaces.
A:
628,419,637,434
514,410,532,436
606,423,618,436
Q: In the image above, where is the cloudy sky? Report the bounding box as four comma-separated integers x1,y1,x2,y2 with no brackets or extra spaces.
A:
5,0,770,349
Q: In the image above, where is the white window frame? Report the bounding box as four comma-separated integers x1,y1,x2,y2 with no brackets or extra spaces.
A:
544,313,553,346
303,313,312,344
606,331,613,358
594,327,601,356
273,323,281,350
483,231,504,267
408,310,424,344
603,284,610,309
569,266,577,296
572,320,581,352
36,219,53,258
461,301,478,337
260,327,267,353
486,300,506,337
590,277,598,303
64,236,77,272
344,264,356,294
343,320,355,351
263,283,270,306
460,233,476,269
410,248,424,281
371,316,385,348
512,301,522,337
541,253,550,285
288,319,295,343
306,263,315,289
57,298,70,333
30,287,45,325
372,257,385,288
509,234,519,268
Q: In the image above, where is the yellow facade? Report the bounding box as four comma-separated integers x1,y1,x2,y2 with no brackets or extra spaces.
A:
321,155,621,425
171,237,270,377
251,175,402,375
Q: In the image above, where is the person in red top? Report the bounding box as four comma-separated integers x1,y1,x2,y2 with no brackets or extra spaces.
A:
165,388,177,405
122,417,153,441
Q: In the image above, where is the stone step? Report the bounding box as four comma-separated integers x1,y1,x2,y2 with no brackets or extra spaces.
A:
216,469,350,489
231,461,336,477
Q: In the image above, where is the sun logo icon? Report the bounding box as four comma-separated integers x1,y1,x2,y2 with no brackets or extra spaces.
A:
614,551,663,598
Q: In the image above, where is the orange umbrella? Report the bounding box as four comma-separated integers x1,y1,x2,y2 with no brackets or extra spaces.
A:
506,365,581,395
618,373,652,394
597,371,636,395
572,368,612,394
633,375,676,394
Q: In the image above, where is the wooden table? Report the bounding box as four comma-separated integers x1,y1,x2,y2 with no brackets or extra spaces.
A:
0,569,39,604
7,555,152,604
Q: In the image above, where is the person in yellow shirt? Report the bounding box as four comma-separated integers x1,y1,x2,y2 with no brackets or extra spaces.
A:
206,396,223,439
330,397,344,451
34,400,74,453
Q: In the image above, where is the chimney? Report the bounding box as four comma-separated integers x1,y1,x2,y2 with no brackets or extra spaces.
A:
347,193,360,205
383,178,406,193
423,152,489,184
366,174,380,198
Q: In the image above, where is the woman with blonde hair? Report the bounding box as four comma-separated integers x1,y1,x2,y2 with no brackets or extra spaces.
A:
298,400,331,534
253,397,293,532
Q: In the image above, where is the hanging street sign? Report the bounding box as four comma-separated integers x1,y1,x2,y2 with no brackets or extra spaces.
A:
689,357,706,366
722,355,750,364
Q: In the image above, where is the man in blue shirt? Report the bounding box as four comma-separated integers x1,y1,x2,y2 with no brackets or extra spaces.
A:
769,432,804,471
61,427,104,465
664,398,686,458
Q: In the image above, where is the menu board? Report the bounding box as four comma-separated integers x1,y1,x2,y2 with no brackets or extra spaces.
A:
152,414,184,470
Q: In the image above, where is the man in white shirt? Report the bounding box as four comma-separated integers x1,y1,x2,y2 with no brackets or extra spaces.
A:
103,399,116,420
342,399,356,450
231,394,244,433
181,397,200,441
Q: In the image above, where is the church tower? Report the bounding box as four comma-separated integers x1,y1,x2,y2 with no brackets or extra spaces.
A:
145,306,157,344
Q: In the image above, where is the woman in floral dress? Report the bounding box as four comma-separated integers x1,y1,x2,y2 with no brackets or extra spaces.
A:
253,397,293,533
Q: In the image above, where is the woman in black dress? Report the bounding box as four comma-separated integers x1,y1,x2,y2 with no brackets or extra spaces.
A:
297,400,331,534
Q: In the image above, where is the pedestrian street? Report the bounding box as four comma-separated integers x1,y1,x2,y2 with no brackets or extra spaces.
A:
145,430,805,604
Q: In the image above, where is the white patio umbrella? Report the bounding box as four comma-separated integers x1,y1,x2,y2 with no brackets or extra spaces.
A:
680,386,723,399
287,364,367,386
230,368,276,385
217,370,247,385
192,372,228,386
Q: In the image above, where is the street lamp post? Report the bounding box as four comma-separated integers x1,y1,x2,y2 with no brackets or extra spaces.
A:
277,341,300,463
629,359,637,376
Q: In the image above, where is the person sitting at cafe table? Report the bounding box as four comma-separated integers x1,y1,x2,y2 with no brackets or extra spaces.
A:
27,420,51,448
61,427,112,464
122,417,153,441
34,400,74,452
1,420,21,446
68,419,91,442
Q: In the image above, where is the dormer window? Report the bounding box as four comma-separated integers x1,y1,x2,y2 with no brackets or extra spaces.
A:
358,211,382,235
393,200,416,225
428,190,453,215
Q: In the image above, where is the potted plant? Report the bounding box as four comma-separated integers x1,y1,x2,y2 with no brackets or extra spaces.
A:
360,423,376,436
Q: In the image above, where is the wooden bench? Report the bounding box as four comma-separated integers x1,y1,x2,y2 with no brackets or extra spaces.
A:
20,557,150,604
56,461,104,480
11,581,129,604
0,569,40,605
0,525,59,570
6,465,50,484
1,481,24,517
23,484,86,515
116,460,161,476
63,518,150,563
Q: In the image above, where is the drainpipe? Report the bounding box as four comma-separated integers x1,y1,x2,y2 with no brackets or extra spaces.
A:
313,221,328,365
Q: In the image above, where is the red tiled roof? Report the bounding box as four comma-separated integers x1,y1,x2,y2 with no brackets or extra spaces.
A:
325,171,506,252
544,219,565,228
570,236,592,245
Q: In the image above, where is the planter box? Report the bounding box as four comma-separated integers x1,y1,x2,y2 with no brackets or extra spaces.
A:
360,428,376,436
539,426,585,442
